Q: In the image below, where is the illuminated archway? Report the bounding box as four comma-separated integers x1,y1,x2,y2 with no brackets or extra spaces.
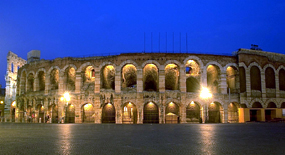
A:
208,102,222,123
37,104,45,123
228,103,238,123
165,102,179,124
82,103,95,123
143,102,159,124
186,101,201,123
122,102,137,124
66,104,75,123
102,103,115,123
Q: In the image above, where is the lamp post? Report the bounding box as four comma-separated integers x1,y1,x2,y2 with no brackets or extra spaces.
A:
200,87,212,123
60,92,70,123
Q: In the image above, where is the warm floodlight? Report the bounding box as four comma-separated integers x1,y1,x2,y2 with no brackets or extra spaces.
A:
63,92,70,102
200,87,212,99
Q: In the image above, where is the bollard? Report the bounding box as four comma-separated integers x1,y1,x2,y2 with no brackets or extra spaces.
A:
39,118,41,123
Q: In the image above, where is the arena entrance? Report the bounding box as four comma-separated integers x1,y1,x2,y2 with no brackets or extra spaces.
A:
165,102,179,124
102,103,115,123
228,103,239,123
82,103,95,123
208,102,222,123
11,101,16,122
65,104,75,123
122,102,137,124
250,102,263,122
265,102,277,121
143,102,159,124
37,104,44,123
48,104,58,123
186,101,201,123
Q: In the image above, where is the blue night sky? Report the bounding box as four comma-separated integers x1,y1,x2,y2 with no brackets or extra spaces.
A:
0,0,285,87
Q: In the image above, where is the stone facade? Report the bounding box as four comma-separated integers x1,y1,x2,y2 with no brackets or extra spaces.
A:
5,49,285,123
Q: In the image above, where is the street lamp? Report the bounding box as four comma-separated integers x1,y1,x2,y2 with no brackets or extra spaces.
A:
200,87,212,123
60,92,70,123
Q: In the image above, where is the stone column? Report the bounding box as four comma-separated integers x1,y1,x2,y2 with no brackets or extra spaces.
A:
94,96,101,124
34,78,39,91
180,104,186,123
75,72,82,93
94,70,101,93
137,68,143,92
261,71,266,98
58,72,64,94
180,66,186,92
223,105,228,123
220,71,227,94
115,96,122,124
45,75,50,95
159,104,165,124
137,106,143,124
246,68,251,97
115,68,121,93
202,104,207,123
276,74,280,98
159,69,165,93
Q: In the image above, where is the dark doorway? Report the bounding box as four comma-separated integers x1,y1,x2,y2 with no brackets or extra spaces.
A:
143,102,159,124
102,103,115,123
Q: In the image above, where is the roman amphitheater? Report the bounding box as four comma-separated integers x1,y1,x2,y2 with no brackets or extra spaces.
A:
4,48,285,124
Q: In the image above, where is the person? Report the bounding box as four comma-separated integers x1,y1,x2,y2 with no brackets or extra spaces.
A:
46,115,50,123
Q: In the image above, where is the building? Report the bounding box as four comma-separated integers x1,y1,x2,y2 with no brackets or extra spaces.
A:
4,48,285,123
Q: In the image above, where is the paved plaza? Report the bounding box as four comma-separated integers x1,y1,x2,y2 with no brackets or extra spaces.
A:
0,123,285,154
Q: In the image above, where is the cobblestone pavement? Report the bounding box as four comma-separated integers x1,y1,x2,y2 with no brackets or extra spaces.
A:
0,123,285,155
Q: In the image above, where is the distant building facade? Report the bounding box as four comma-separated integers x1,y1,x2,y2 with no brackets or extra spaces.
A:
5,49,285,123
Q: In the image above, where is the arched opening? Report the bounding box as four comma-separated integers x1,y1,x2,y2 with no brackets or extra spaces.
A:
48,104,58,123
185,60,200,76
226,66,237,93
143,102,159,124
27,73,34,92
265,67,276,98
11,63,14,73
185,60,200,92
250,66,261,93
82,66,95,91
26,105,33,123
265,67,276,89
102,103,115,123
101,65,115,90
239,67,246,93
121,64,137,91
186,77,200,92
143,64,158,91
281,102,285,108
250,102,263,122
265,102,277,121
279,69,285,91
38,71,45,91
65,104,75,123
37,104,44,123
208,102,222,123
165,64,179,90
65,67,75,91
186,101,201,123
165,102,179,124
20,71,27,94
122,102,137,124
207,65,220,94
11,101,16,122
228,103,238,123
50,68,59,90
82,103,95,123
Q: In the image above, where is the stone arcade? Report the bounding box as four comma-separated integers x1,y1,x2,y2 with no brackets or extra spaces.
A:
4,49,285,123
